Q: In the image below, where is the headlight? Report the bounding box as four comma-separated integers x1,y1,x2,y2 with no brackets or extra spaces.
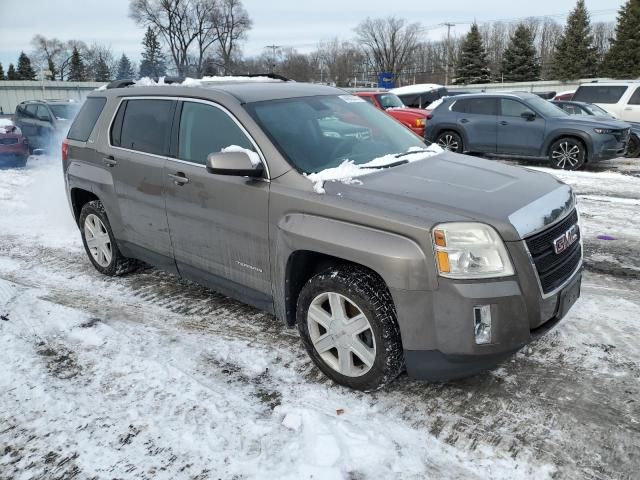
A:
594,128,615,134
432,223,514,279
415,118,426,127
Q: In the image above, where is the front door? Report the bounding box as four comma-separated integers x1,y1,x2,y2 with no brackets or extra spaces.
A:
164,100,271,310
497,99,546,157
106,97,176,270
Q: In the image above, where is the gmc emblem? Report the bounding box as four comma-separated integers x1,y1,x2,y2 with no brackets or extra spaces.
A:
553,224,579,254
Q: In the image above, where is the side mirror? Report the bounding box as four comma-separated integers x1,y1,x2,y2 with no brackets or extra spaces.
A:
521,111,536,121
206,151,264,177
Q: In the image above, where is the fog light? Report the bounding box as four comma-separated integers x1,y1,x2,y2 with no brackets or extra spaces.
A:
473,305,492,345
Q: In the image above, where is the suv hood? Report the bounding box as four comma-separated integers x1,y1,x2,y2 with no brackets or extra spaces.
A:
324,151,573,242
386,107,427,118
560,116,630,129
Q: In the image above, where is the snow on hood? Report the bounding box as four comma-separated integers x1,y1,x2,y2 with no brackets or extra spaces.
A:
305,144,444,194
390,83,444,95
0,118,17,135
221,145,261,166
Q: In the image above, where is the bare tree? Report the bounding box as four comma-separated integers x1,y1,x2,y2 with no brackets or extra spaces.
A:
592,21,616,66
30,35,65,79
355,17,420,78
316,38,365,86
58,40,88,80
213,0,252,73
83,43,118,81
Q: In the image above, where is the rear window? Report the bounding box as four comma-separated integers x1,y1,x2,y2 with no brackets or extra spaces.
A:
573,85,628,104
117,99,174,156
67,97,107,142
629,87,640,105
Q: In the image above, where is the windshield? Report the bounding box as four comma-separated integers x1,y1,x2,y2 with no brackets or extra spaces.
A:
376,93,405,109
246,95,427,174
583,103,611,116
527,97,567,117
50,104,79,120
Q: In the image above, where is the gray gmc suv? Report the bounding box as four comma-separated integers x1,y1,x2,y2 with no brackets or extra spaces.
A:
63,78,582,390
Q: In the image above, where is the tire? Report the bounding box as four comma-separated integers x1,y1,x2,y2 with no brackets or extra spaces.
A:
549,137,586,170
79,200,134,276
625,134,640,158
436,130,463,153
296,265,404,391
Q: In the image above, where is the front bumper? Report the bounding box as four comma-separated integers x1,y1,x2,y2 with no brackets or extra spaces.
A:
393,253,582,381
591,136,629,161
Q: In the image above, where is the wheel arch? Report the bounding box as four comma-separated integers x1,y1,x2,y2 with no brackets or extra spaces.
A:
433,125,468,151
70,187,99,225
545,131,592,162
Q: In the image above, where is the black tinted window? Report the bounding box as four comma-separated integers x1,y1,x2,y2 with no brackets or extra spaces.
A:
120,99,174,155
501,99,531,117
25,105,38,117
629,87,640,105
36,105,50,120
178,102,254,165
456,98,497,115
67,97,107,142
573,85,628,104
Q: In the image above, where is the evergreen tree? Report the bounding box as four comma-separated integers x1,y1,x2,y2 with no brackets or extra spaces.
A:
501,24,541,82
94,54,111,82
16,52,37,80
455,23,491,84
68,47,87,81
7,64,18,80
139,27,166,78
0,62,5,80
550,0,598,80
602,0,640,78
116,54,135,80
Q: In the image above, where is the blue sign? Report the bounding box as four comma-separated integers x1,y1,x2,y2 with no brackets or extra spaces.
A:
377,72,395,89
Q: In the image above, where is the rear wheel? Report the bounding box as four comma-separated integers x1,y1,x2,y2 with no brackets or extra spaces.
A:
625,134,640,158
549,138,586,170
79,200,135,276
296,265,404,391
436,131,463,153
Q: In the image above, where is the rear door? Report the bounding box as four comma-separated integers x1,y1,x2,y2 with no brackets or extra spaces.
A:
106,97,176,270
497,98,546,156
453,97,498,153
622,86,640,122
164,100,272,309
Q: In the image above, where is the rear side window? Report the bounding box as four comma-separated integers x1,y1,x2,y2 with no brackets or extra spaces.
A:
178,101,255,165
67,97,107,141
453,98,497,115
628,87,640,105
573,85,628,104
119,99,174,156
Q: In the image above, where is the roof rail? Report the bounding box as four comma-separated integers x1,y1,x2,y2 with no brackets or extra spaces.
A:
105,76,184,89
227,72,292,82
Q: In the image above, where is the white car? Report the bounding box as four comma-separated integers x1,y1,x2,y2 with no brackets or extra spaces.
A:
573,81,640,123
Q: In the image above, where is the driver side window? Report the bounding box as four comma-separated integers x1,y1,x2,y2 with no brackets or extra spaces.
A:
501,99,531,117
178,102,256,165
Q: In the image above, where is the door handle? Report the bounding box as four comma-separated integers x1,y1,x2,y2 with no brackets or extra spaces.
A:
102,156,118,167
460,118,469,123
500,121,509,126
624,107,633,111
168,172,190,185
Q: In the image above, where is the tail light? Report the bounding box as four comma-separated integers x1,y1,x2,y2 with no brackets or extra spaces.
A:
426,114,433,121
62,138,69,162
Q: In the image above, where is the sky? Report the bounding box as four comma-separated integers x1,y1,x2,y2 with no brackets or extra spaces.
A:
0,0,626,74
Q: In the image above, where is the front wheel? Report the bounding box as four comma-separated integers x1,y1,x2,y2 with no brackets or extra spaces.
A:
436,131,463,153
549,138,586,170
296,265,404,391
625,134,640,158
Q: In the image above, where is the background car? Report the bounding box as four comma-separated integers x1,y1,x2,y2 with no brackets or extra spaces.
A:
572,81,640,123
0,119,29,167
426,92,631,170
554,91,575,101
553,100,640,158
14,99,80,151
389,83,449,109
355,91,427,136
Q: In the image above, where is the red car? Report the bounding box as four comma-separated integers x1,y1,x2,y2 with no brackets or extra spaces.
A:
0,119,29,167
355,92,427,137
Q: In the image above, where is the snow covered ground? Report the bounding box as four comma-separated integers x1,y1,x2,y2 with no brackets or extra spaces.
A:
1,155,639,479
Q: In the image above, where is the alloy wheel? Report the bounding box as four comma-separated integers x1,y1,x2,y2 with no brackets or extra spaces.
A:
306,292,376,377
552,141,581,169
438,134,459,152
84,214,112,267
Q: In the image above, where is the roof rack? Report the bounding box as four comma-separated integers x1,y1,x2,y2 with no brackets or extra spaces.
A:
105,76,184,89
241,73,291,82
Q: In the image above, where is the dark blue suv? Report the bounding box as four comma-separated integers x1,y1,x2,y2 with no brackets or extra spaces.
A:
425,92,631,170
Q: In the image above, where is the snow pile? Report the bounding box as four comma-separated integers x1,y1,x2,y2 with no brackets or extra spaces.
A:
0,118,13,134
305,144,443,194
221,145,261,166
426,97,446,111
390,83,444,95
184,75,281,86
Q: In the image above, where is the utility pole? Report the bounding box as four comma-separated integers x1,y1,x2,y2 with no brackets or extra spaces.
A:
441,23,456,86
265,44,280,73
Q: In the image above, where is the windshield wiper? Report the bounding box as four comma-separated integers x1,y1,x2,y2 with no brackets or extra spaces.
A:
394,148,430,158
368,159,409,169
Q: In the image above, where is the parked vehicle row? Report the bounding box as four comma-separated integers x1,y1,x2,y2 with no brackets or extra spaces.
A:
354,91,427,136
0,118,30,167
63,77,582,390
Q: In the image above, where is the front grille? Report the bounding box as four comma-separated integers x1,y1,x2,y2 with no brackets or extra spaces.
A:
525,210,581,294
0,138,18,145
612,128,630,142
